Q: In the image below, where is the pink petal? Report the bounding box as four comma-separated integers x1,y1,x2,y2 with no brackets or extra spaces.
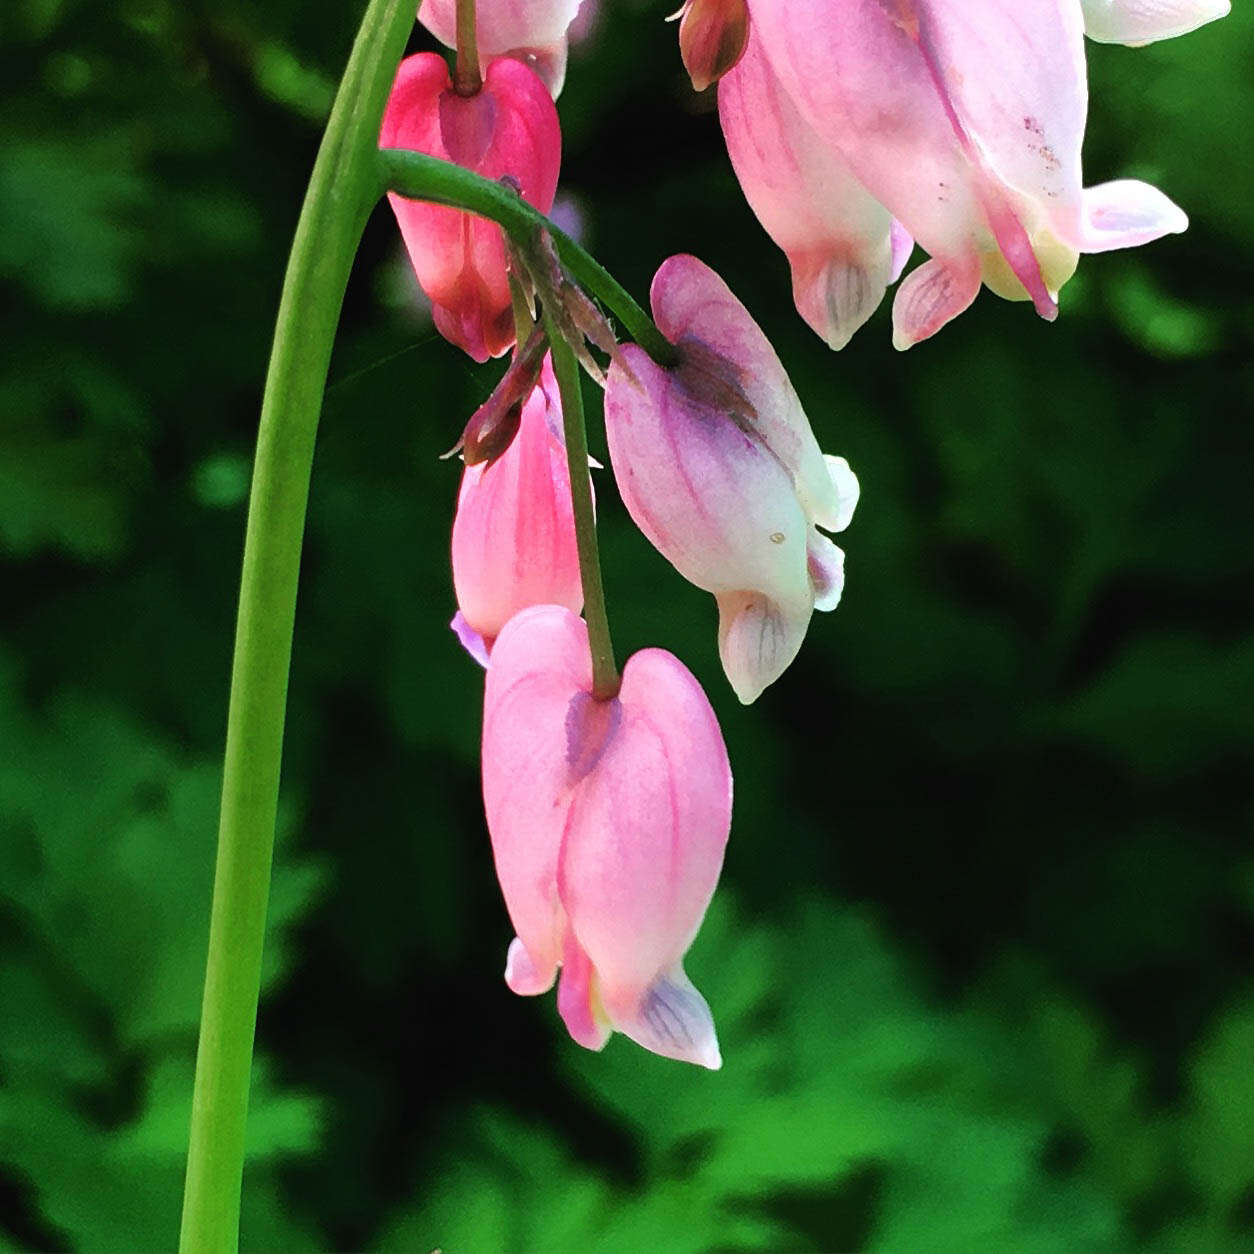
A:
558,646,731,1061
482,605,592,994
381,55,561,360
645,255,839,527
719,28,899,349
451,356,583,642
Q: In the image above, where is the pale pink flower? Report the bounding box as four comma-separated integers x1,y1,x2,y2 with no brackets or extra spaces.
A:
380,53,560,361
451,357,583,664
1080,0,1229,43
604,255,859,705
748,0,1193,347
419,0,585,95
719,26,913,350
483,605,731,1068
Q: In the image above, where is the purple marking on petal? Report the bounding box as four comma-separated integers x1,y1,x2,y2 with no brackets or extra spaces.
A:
564,690,622,784
451,611,492,668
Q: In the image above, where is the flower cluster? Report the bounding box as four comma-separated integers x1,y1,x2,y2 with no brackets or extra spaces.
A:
378,0,1224,1065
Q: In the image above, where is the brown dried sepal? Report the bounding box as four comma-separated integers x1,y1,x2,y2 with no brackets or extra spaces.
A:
675,0,750,92
444,327,548,467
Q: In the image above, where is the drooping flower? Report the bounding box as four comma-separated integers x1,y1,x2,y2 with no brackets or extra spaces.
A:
1079,0,1229,44
380,53,561,362
747,0,1195,347
604,255,859,705
483,605,731,1067
719,26,913,350
671,0,750,92
451,355,583,665
419,0,585,95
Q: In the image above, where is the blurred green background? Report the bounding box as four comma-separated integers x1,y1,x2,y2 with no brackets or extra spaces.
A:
3,0,1253,1250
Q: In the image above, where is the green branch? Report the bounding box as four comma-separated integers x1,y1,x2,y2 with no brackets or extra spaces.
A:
379,148,679,368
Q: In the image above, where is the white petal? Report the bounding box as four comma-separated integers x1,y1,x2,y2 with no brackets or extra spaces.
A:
1081,0,1229,44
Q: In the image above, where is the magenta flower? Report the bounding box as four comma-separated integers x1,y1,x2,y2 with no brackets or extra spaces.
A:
747,0,1195,347
380,53,561,361
719,27,914,350
450,356,583,665
483,605,731,1067
604,255,859,705
419,0,585,95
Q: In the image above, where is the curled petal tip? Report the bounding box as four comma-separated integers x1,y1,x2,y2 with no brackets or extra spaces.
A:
609,968,723,1069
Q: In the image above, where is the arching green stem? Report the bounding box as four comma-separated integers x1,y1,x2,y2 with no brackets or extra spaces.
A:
178,0,415,1249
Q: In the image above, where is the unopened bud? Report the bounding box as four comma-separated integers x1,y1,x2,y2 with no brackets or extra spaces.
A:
671,0,750,92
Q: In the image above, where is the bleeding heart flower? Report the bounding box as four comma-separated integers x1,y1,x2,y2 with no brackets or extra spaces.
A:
380,52,561,361
451,355,583,665
604,255,859,705
483,605,731,1067
748,0,1194,347
719,25,913,349
419,0,585,95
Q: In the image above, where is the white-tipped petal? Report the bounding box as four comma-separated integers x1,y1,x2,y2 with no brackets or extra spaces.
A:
1081,0,1229,44
1081,180,1189,253
611,967,722,1070
808,534,847,613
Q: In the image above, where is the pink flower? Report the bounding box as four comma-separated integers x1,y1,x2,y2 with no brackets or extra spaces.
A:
748,0,1193,347
719,27,913,350
380,53,561,361
1080,0,1229,43
483,605,731,1068
451,356,583,664
604,255,859,705
419,0,585,95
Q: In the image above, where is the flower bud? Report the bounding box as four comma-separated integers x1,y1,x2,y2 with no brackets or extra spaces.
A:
483,605,732,1067
451,357,583,663
381,53,561,362
604,255,859,704
672,0,750,92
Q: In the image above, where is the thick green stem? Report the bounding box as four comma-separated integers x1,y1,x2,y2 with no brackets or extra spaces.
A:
178,1,414,1250
379,149,679,367
453,0,482,96
543,311,620,699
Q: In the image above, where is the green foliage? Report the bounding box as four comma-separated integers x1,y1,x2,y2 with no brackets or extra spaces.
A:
0,653,325,1251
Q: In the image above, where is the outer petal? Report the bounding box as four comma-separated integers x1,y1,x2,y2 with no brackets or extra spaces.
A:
1080,0,1229,43
716,587,815,705
719,28,899,349
482,606,592,995
381,55,561,360
559,647,731,1068
451,357,583,646
606,342,815,636
646,255,839,527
